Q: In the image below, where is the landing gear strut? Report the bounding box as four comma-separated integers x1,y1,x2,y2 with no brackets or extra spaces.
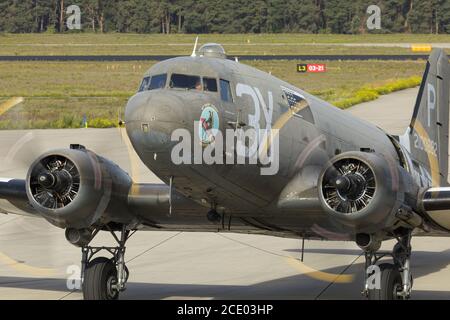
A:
362,231,413,300
80,225,135,300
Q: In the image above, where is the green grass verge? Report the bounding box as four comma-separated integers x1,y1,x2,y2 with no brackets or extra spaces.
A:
0,60,424,129
0,76,420,129
0,116,118,130
332,76,421,109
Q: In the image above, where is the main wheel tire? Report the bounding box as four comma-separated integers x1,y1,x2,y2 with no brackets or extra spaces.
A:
83,257,119,300
367,263,403,300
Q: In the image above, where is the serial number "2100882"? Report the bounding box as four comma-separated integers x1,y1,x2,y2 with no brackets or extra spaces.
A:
413,132,438,157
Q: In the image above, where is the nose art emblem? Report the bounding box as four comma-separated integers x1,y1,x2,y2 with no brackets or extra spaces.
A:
198,104,219,145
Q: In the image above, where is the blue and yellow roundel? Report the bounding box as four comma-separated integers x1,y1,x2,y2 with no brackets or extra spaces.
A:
198,104,220,145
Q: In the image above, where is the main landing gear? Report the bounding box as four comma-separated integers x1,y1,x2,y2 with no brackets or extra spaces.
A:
359,230,413,300
79,225,135,300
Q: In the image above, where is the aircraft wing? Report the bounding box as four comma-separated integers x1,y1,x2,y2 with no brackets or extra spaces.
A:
0,145,207,230
0,178,36,217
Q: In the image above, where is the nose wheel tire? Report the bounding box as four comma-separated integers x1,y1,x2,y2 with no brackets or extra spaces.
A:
367,263,403,300
83,257,119,300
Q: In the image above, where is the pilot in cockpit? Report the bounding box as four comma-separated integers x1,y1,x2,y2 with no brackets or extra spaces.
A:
195,79,202,91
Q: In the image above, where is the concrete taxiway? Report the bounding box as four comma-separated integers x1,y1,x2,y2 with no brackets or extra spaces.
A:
1,87,449,300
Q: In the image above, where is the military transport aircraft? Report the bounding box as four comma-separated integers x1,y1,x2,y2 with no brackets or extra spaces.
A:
0,43,449,300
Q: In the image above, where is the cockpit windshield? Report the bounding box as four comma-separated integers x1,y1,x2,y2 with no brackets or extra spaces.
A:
139,77,150,92
138,74,167,92
149,74,167,90
170,74,202,90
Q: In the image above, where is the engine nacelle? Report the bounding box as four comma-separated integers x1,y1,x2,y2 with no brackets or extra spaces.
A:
26,145,132,229
318,151,418,234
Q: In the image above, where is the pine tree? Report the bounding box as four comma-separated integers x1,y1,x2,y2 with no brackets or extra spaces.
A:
0,0,449,34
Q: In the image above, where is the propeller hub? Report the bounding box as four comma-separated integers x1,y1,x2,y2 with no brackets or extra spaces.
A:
38,169,72,194
321,157,376,214
38,171,56,189
335,174,366,201
335,176,351,194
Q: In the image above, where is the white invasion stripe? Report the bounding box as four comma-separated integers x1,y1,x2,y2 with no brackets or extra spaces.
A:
427,187,450,192
0,178,12,183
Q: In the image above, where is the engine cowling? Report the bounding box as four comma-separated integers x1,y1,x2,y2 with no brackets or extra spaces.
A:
26,145,132,229
318,151,418,234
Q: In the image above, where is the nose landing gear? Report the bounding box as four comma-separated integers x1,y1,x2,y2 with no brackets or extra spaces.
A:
80,225,134,300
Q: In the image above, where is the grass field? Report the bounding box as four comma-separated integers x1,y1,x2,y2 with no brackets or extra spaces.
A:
1,33,449,56
0,33,436,129
0,58,425,129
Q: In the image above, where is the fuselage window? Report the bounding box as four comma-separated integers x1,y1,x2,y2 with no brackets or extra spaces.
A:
139,76,151,92
149,74,167,90
203,78,218,92
170,74,202,90
220,79,233,102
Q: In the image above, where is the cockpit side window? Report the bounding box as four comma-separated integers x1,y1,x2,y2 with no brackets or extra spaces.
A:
170,74,202,90
203,78,218,92
220,79,233,102
149,74,167,90
139,76,151,92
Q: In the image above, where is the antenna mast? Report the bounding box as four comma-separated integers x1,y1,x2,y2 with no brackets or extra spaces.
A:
191,36,199,57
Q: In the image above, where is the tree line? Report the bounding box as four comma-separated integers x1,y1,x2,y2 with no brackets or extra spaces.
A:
0,0,449,34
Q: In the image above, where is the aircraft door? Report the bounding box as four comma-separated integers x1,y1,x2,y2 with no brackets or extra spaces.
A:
219,78,243,131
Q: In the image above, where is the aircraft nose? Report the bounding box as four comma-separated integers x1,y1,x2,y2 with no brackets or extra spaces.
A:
125,92,186,152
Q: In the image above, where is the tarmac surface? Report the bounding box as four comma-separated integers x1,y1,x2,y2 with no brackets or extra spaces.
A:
1,87,450,300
